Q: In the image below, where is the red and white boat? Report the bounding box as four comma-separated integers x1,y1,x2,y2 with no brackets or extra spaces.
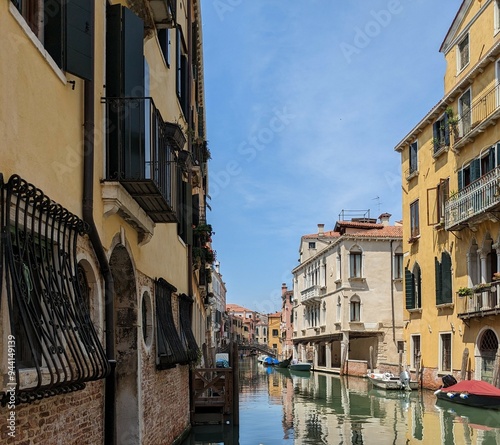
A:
435,379,500,410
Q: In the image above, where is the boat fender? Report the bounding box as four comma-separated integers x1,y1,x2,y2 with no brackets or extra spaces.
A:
446,392,455,398
370,373,375,378
434,389,441,395
459,393,469,399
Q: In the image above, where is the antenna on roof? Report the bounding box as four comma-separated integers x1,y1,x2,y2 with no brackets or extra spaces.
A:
372,196,381,215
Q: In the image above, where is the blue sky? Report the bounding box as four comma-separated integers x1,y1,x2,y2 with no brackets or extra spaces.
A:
201,0,463,313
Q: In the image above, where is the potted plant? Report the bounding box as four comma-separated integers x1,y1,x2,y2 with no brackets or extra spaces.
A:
473,282,491,293
457,287,473,297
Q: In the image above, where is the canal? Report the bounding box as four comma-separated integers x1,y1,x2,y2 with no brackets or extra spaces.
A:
182,356,500,445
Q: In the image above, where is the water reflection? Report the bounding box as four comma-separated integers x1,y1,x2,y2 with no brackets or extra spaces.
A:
182,357,500,444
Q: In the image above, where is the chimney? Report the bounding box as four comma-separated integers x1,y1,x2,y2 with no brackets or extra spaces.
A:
281,283,287,296
379,213,391,226
317,223,325,234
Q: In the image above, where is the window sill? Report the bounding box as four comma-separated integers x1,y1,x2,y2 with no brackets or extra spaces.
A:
432,145,449,159
406,170,419,181
393,277,403,283
408,235,420,244
437,303,454,310
348,277,365,282
407,308,422,314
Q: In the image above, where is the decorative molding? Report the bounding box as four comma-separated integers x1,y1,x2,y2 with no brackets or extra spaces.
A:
101,182,155,246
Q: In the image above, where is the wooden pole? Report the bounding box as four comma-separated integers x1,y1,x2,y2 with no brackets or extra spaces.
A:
369,346,373,372
492,345,500,388
461,348,469,381
231,341,239,426
415,351,421,384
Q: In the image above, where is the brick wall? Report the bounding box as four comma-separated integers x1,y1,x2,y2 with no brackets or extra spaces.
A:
0,381,104,445
345,360,368,377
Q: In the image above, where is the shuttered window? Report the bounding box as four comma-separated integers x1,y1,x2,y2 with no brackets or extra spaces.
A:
405,264,422,310
436,252,452,305
13,0,93,80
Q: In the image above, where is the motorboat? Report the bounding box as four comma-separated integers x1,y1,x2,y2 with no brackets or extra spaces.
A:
367,371,418,391
435,377,500,410
289,362,312,372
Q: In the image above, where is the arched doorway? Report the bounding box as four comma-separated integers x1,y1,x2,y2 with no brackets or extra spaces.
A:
109,244,139,445
478,329,498,383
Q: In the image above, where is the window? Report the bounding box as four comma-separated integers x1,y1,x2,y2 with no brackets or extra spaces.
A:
158,28,171,67
410,200,420,239
496,0,500,34
397,341,405,354
176,27,189,118
309,242,316,249
272,329,279,337
457,144,497,190
350,296,361,322
411,335,421,369
394,252,404,280
405,263,422,310
457,34,469,72
12,0,93,80
458,89,472,137
2,175,108,401
409,141,418,175
432,114,450,152
349,247,362,278
435,252,452,305
440,333,452,372
437,178,449,223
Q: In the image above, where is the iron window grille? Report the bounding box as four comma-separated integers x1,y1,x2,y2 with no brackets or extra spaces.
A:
0,175,109,406
155,278,188,369
178,294,200,363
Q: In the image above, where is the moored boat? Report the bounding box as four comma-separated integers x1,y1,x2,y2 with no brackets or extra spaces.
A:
435,378,500,410
276,354,293,368
367,371,418,391
289,362,311,372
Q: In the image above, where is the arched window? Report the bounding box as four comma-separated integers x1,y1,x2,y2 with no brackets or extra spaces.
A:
405,263,422,309
436,251,452,305
479,329,498,383
350,295,361,322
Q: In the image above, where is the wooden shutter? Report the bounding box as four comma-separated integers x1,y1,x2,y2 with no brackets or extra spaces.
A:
444,113,450,146
470,158,481,182
442,252,452,303
405,268,415,310
458,169,463,191
435,257,442,305
433,122,439,152
66,0,93,81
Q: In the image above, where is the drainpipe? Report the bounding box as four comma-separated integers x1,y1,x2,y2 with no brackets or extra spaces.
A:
390,240,396,343
83,5,116,445
187,0,194,300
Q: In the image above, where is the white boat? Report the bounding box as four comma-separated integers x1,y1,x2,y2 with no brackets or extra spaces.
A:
367,371,418,391
289,362,311,372
257,354,268,363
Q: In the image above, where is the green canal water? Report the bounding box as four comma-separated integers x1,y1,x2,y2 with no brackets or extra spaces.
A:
181,357,500,445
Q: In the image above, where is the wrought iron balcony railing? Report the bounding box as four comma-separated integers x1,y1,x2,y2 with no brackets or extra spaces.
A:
445,166,500,230
103,97,185,223
454,82,500,149
457,283,500,319
300,285,322,303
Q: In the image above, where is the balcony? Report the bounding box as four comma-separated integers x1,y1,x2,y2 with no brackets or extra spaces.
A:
103,97,186,223
300,285,322,304
454,82,500,150
445,166,500,230
457,283,500,320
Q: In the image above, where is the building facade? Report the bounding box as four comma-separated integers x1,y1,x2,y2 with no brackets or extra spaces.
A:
268,312,282,356
280,284,294,359
395,0,500,389
1,0,210,443
292,213,404,376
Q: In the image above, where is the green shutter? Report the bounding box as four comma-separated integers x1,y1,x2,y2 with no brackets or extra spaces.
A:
458,169,463,191
415,265,422,308
435,257,442,305
66,0,93,81
471,158,481,182
444,114,450,146
405,268,415,310
442,252,452,303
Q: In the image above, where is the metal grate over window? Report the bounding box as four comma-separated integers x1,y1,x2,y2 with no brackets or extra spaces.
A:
155,278,188,369
0,175,109,406
178,294,200,363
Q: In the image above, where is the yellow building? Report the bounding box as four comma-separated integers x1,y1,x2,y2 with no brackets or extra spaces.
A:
1,0,211,443
268,311,282,357
395,0,500,389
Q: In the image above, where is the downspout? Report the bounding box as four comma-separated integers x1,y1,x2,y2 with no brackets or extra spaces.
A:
390,239,396,343
187,0,194,300
83,5,116,445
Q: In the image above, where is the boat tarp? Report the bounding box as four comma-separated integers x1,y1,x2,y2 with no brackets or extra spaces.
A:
444,380,500,397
